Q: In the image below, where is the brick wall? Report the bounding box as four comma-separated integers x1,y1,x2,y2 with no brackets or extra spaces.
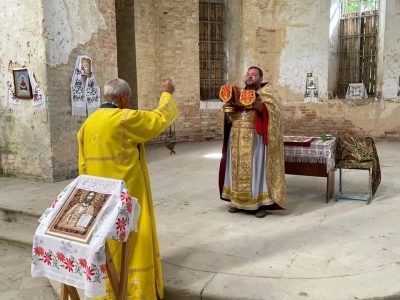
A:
282,105,364,138
47,0,118,181
115,0,138,109
281,100,400,141
134,0,161,111
134,0,223,144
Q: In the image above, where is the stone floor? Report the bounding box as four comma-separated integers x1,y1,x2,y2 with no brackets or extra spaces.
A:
0,243,58,300
1,140,400,300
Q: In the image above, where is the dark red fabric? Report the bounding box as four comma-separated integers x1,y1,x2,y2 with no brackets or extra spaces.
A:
283,138,315,147
254,104,269,145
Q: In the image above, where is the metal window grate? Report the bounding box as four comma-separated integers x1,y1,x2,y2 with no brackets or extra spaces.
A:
338,0,379,98
199,0,225,100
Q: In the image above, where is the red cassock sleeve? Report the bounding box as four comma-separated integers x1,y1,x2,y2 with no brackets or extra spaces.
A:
254,103,269,145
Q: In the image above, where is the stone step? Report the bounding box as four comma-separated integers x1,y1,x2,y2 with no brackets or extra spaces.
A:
0,206,39,249
0,219,36,249
0,207,41,226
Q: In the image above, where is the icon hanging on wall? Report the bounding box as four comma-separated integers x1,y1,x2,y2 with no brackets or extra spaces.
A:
80,57,92,76
306,77,317,90
13,68,33,98
304,76,319,103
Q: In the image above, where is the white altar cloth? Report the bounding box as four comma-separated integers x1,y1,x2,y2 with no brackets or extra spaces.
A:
31,175,141,298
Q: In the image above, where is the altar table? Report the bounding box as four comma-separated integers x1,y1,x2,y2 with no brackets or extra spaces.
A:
284,137,336,202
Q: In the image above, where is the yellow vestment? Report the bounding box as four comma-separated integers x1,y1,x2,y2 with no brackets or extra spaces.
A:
77,92,178,300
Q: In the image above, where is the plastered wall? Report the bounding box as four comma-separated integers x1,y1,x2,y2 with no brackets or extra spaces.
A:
272,0,400,139
224,0,400,140
0,0,117,181
0,0,52,180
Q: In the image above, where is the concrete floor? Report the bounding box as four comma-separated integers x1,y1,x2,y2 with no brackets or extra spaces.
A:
0,140,399,300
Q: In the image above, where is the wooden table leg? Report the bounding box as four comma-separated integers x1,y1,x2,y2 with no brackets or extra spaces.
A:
326,169,335,203
118,234,131,300
60,283,80,300
66,285,80,300
105,242,120,297
60,283,69,300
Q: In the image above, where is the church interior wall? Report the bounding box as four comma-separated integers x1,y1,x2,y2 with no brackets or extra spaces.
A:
115,0,139,109
0,0,118,181
45,0,119,181
134,0,162,113
133,0,223,143
0,0,53,180
257,0,400,140
381,0,400,101
1,0,400,181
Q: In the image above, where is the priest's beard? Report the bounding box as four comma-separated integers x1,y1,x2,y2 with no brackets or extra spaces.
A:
245,83,260,90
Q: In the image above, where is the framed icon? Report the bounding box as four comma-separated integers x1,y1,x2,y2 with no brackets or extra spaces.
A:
80,57,92,76
306,77,317,90
46,188,111,244
13,68,33,98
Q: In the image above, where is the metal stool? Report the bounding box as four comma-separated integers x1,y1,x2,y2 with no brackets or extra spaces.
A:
335,137,381,205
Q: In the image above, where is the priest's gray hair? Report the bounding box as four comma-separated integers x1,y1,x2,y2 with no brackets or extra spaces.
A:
104,78,131,98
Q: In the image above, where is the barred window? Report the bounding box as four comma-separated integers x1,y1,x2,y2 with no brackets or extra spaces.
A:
199,0,225,100
338,0,379,98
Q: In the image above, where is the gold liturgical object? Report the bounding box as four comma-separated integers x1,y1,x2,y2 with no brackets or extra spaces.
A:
219,84,240,112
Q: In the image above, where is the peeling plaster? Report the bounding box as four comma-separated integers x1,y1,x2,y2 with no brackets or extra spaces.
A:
257,0,274,11
43,0,106,67
276,0,320,21
277,26,329,95
276,0,330,98
378,102,400,119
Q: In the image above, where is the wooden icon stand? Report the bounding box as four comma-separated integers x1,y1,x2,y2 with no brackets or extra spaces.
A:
60,233,131,300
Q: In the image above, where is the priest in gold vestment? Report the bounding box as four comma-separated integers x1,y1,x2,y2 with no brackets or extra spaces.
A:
219,67,286,218
78,78,178,299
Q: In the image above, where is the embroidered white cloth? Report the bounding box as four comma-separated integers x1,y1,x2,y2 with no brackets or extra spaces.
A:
284,137,337,172
71,55,101,117
7,70,46,113
31,175,141,298
7,74,21,112
304,89,319,103
345,83,368,99
29,70,46,113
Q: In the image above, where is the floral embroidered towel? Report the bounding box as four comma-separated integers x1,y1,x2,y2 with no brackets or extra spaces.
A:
28,70,46,113
7,74,21,112
71,55,100,117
